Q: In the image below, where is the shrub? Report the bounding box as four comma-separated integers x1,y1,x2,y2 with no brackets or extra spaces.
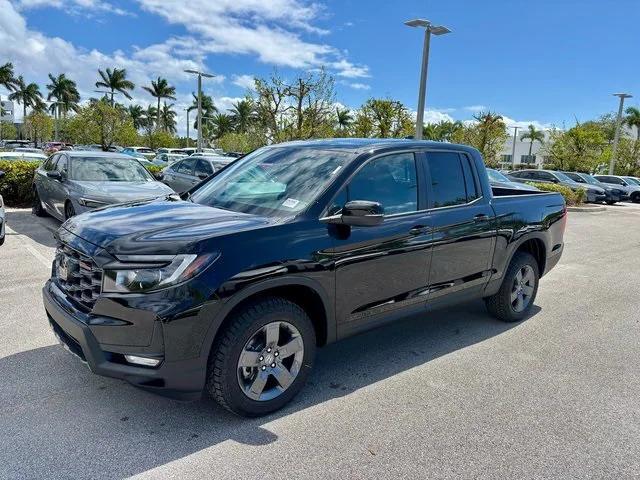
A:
145,164,164,179
528,182,585,206
0,160,38,207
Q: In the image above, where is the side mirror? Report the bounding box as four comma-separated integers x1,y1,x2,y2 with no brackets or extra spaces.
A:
197,173,208,180
46,171,62,180
323,200,384,227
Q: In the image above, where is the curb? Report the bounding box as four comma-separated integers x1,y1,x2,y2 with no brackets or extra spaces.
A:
567,205,606,212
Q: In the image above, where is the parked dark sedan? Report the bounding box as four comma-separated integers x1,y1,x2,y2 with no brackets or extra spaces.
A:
509,169,606,203
161,155,233,193
486,168,539,191
562,172,628,204
32,152,174,221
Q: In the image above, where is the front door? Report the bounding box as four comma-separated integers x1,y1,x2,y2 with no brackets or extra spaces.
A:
331,152,432,337
423,150,496,303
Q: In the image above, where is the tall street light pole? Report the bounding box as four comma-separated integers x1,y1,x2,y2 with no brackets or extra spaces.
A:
185,108,190,148
609,93,632,175
184,69,215,153
405,19,451,140
510,126,520,169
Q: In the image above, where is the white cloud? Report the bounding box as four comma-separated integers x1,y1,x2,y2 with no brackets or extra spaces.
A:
232,74,256,91
464,104,487,113
501,115,553,131
347,82,370,90
331,59,370,78
423,109,455,124
18,0,132,16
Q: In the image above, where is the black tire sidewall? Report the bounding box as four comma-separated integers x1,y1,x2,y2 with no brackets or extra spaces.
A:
64,201,75,220
212,300,316,417
503,252,540,321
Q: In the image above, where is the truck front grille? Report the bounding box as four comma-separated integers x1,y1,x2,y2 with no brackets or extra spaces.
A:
55,244,102,311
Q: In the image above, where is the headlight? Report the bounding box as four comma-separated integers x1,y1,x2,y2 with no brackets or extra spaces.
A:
102,253,219,293
78,197,109,208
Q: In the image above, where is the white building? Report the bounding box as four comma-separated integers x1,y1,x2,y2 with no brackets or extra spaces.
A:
1,100,14,123
499,128,552,169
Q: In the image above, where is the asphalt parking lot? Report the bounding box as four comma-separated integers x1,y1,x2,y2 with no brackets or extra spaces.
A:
1,204,640,479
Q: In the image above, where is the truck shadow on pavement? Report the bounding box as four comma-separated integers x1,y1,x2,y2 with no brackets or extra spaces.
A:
4,210,59,248
0,300,539,478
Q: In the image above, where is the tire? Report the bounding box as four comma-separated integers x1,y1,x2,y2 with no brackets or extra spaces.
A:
485,252,540,322
206,297,316,417
32,188,47,217
64,200,75,220
632,193,640,204
606,200,616,205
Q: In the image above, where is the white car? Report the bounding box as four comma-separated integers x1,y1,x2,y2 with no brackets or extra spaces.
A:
0,151,47,163
0,170,5,246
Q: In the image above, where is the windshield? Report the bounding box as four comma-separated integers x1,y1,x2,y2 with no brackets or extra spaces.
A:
71,157,154,182
190,147,352,216
487,169,510,183
553,171,579,184
135,148,154,154
623,177,640,186
577,173,601,185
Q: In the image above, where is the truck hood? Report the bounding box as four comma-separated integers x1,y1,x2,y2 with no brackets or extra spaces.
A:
61,199,274,254
74,181,174,202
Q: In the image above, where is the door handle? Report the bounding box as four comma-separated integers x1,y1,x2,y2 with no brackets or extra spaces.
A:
409,225,427,235
474,214,489,222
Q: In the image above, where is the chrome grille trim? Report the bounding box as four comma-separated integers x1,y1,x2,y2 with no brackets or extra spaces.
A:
55,243,102,310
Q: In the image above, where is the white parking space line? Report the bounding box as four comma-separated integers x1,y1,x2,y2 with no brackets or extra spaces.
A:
4,225,53,269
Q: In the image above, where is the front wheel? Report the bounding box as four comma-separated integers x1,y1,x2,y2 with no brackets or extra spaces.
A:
64,201,75,220
606,200,616,205
32,188,47,217
485,252,540,322
206,297,316,417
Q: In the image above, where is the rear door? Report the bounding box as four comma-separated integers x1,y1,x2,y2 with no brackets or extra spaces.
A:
49,153,69,218
35,154,59,213
194,159,214,183
423,150,497,303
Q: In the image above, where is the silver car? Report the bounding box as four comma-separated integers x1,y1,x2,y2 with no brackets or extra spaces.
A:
33,151,175,221
161,155,233,193
594,175,640,203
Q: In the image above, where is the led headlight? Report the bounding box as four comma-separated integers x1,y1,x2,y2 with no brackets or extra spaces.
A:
102,253,219,293
78,197,109,208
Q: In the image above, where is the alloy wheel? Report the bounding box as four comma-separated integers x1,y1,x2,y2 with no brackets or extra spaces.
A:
237,321,304,402
510,265,535,313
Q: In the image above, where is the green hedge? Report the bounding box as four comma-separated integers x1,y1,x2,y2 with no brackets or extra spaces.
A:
0,160,39,207
528,182,585,206
146,164,164,179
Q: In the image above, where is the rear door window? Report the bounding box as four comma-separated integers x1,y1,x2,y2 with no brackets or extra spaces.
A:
195,159,214,178
426,151,471,208
177,158,196,175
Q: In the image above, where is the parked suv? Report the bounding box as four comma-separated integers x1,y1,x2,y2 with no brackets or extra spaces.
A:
562,172,628,204
43,139,566,416
510,169,606,203
594,175,640,203
161,155,233,193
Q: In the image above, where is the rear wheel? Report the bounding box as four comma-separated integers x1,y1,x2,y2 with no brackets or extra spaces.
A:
32,188,47,217
206,297,316,417
606,200,616,205
64,201,75,220
632,192,640,203
485,252,540,322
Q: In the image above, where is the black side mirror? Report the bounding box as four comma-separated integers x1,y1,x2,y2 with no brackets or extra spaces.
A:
46,171,62,180
323,200,384,227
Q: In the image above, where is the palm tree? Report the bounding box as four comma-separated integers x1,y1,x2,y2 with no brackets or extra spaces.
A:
336,107,353,134
229,99,254,133
142,77,176,129
95,67,135,105
8,76,44,137
0,62,18,92
625,106,640,141
210,113,234,139
159,102,177,133
127,104,145,130
142,105,158,131
188,92,217,129
46,73,80,117
520,124,546,156
422,123,441,141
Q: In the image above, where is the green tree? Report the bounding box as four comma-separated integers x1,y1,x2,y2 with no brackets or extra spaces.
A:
46,73,80,117
127,104,145,130
142,76,176,129
0,121,17,140
354,98,413,138
453,112,508,165
625,106,640,141
95,67,135,105
0,62,18,92
335,107,353,135
141,105,158,138
24,111,53,146
209,113,235,140
520,124,546,157
8,76,44,138
217,131,264,153
228,99,255,133
159,102,177,134
67,101,138,149
540,123,607,172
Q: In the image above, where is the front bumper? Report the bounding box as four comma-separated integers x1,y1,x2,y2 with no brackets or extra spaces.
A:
43,280,207,400
585,191,606,203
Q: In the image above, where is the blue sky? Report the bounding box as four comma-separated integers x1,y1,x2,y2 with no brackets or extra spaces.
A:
1,0,640,134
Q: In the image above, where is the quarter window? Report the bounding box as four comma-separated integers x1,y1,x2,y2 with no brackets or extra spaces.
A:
177,158,196,175
42,154,58,171
345,153,418,215
195,159,213,178
427,152,475,208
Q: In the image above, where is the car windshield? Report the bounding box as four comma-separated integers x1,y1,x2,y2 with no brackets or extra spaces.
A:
71,157,154,182
487,169,510,182
553,171,578,183
577,174,601,185
190,147,352,216
623,177,640,186
136,148,154,154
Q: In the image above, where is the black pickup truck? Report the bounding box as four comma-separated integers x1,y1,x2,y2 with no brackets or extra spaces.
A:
43,139,566,416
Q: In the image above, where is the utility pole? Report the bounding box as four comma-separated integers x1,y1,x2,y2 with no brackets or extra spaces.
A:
511,126,520,169
185,108,190,148
610,93,632,175
184,70,215,153
405,19,451,140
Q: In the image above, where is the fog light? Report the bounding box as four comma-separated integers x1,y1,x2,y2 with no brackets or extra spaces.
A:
124,355,161,367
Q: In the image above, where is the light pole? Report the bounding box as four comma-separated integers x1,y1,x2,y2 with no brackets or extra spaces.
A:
184,69,215,152
405,18,451,140
510,125,520,169
185,108,191,148
609,93,632,175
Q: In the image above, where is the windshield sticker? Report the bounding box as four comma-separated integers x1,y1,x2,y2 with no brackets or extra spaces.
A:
331,166,342,175
282,198,301,209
